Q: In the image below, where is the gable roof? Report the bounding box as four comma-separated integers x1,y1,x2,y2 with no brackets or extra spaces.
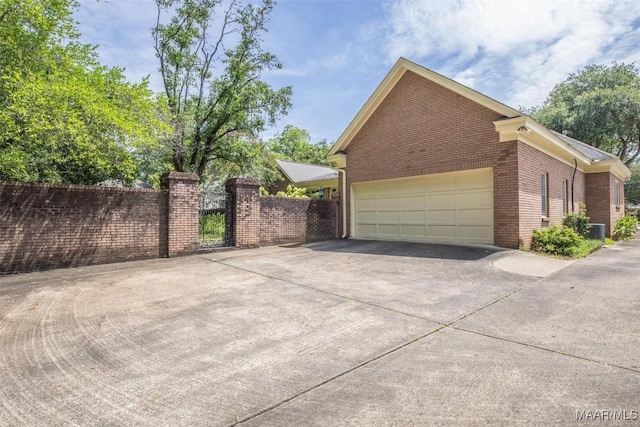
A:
275,159,338,184
326,57,631,180
551,131,616,162
328,57,522,156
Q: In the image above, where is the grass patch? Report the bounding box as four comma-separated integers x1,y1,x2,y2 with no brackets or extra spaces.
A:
571,239,604,258
199,212,225,243
605,237,615,246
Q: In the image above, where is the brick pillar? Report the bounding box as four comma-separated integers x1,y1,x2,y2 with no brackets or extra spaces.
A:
225,178,261,248
161,172,199,257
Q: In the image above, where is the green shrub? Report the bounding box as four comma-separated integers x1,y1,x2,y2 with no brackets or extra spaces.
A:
275,185,309,199
612,216,638,240
531,226,584,257
562,209,591,236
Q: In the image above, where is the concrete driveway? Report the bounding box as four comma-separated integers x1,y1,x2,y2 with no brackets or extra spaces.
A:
0,239,638,426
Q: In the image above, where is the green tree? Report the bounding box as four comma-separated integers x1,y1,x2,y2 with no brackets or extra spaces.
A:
153,0,292,178
531,63,640,165
626,164,640,206
267,125,330,165
0,0,164,185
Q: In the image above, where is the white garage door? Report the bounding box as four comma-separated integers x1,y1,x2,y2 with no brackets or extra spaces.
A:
353,168,493,244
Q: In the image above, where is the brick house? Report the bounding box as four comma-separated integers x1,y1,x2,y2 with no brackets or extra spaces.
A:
269,159,339,199
327,58,631,249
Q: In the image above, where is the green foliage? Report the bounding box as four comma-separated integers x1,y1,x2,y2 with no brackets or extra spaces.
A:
259,186,270,196
571,239,604,258
0,0,165,185
605,237,615,246
199,212,225,243
267,125,331,165
153,0,292,178
530,63,640,165
625,164,640,206
562,206,591,236
612,215,638,240
275,185,308,199
531,226,584,257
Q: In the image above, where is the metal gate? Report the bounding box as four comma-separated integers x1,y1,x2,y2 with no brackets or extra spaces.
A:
199,190,231,247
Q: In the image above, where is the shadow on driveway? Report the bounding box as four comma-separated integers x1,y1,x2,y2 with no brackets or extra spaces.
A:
297,238,508,261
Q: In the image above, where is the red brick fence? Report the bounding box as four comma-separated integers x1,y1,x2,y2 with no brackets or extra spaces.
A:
225,178,339,248
1,172,198,274
1,176,338,274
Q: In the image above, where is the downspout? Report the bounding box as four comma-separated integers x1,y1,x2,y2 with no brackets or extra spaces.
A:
571,159,578,212
337,168,347,238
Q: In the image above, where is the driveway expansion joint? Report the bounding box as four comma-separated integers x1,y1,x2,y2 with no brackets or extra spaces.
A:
199,256,444,325
229,325,448,426
452,327,640,374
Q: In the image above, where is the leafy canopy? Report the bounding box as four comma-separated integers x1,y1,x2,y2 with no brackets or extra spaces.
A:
625,164,640,206
267,125,330,165
0,0,164,185
153,0,292,178
530,63,640,165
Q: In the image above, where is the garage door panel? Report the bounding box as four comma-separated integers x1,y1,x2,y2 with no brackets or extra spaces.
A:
427,194,456,209
357,198,376,209
353,168,493,244
399,195,425,209
401,180,426,194
378,224,400,235
400,210,426,222
429,225,457,238
428,209,456,224
458,225,493,240
457,208,492,224
457,172,492,190
378,182,401,195
358,224,377,235
377,196,398,210
356,211,377,223
401,224,426,237
427,177,456,193
457,190,492,209
378,210,399,222
356,183,376,197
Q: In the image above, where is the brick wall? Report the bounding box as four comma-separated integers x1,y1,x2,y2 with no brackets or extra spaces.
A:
517,142,586,248
225,178,261,248
0,173,199,274
344,70,519,247
494,141,520,248
260,197,338,246
163,172,199,256
586,172,625,237
225,178,338,248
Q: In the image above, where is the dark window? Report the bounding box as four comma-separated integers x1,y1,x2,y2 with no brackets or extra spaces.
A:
562,180,569,215
541,174,549,217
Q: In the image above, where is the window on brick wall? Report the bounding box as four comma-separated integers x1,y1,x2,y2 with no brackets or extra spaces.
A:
541,173,549,218
615,180,620,206
562,180,569,215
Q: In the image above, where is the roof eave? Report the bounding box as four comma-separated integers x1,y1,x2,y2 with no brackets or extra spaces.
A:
494,116,593,167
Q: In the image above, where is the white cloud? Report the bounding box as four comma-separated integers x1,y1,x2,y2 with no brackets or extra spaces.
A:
384,0,640,108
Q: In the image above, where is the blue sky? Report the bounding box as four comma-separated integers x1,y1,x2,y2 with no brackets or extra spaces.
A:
75,0,640,144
